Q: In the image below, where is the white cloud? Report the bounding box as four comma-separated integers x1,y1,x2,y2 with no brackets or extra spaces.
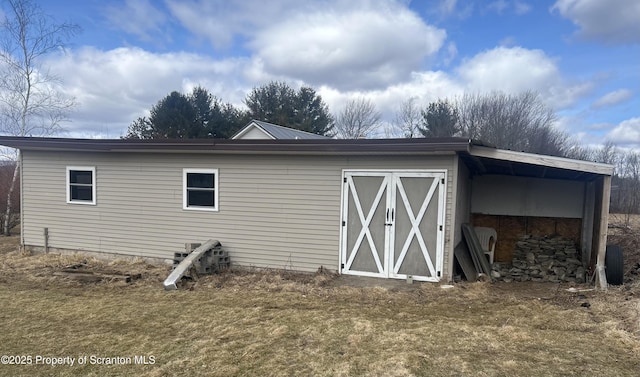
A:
319,70,463,124
486,1,531,15
514,1,532,15
443,42,458,66
457,47,558,93
164,0,446,90
439,0,458,15
552,0,640,44
166,0,302,49
592,89,633,108
38,42,600,141
606,117,640,146
104,0,168,42
252,6,446,90
547,81,594,109
45,47,253,136
456,46,594,109
499,36,517,47
487,0,509,14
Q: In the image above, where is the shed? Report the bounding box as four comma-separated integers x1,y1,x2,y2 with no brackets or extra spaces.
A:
0,136,614,287
232,120,330,140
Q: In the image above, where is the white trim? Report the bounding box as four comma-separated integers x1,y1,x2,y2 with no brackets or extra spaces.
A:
339,169,446,282
66,166,96,205
344,174,388,275
231,122,276,140
391,176,439,277
183,168,219,212
469,145,614,175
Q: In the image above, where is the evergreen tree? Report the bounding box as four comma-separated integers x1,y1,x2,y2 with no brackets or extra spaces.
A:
124,86,246,139
245,81,334,136
419,99,460,138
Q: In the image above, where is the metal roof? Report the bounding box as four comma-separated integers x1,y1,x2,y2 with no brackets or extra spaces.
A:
232,120,330,140
0,135,614,179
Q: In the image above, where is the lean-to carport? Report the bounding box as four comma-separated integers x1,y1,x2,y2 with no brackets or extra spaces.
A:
459,144,614,289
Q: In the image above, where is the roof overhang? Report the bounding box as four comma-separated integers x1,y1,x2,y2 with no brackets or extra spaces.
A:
461,145,614,181
0,136,471,155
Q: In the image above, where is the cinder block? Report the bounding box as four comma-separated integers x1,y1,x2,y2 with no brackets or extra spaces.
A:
185,243,201,252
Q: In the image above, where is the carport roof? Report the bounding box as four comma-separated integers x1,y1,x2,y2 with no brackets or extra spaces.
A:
0,135,614,179
463,145,613,180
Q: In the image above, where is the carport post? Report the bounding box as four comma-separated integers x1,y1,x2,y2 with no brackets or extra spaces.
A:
595,175,612,290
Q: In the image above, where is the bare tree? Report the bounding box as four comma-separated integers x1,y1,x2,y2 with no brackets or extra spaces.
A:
0,0,78,235
334,97,381,139
618,150,640,222
594,141,619,165
392,97,422,138
455,91,566,156
565,142,598,162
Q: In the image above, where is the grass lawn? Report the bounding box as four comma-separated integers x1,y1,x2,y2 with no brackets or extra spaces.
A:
1,234,639,377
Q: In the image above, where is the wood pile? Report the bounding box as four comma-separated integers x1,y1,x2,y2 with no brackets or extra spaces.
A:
53,263,142,283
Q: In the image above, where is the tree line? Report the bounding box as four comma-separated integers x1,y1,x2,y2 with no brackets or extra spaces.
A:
126,83,567,159
566,142,640,218
124,82,334,139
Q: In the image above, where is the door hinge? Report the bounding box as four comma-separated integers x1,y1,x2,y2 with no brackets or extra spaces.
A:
342,221,346,226
341,263,344,269
343,177,347,183
439,225,443,231
441,178,445,184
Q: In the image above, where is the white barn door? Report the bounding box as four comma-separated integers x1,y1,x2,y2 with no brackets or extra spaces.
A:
340,171,446,282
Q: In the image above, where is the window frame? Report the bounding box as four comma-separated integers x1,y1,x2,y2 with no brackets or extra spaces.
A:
183,168,219,211
66,166,96,205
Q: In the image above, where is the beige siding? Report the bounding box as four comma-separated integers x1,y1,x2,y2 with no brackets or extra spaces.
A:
22,151,455,274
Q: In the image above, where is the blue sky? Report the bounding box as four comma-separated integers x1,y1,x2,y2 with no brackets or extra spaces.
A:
12,0,639,147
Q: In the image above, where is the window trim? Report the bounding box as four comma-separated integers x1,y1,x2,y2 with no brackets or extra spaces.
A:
183,168,219,211
66,166,96,205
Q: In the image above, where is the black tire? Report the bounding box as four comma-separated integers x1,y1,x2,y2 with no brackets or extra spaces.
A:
605,244,624,285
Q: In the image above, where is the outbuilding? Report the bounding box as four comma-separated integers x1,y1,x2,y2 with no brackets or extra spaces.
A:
0,136,615,287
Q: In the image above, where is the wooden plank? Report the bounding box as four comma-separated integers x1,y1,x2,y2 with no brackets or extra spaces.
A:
54,270,141,283
556,218,582,244
454,241,477,282
464,227,483,275
462,223,492,278
529,217,556,237
595,176,611,290
581,181,595,267
471,213,499,229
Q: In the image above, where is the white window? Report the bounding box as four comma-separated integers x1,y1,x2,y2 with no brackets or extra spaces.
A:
183,168,218,211
66,166,96,205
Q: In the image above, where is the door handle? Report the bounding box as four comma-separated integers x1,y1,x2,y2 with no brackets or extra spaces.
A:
385,208,394,226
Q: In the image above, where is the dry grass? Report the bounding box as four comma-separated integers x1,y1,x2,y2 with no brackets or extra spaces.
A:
608,213,640,278
1,234,640,377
